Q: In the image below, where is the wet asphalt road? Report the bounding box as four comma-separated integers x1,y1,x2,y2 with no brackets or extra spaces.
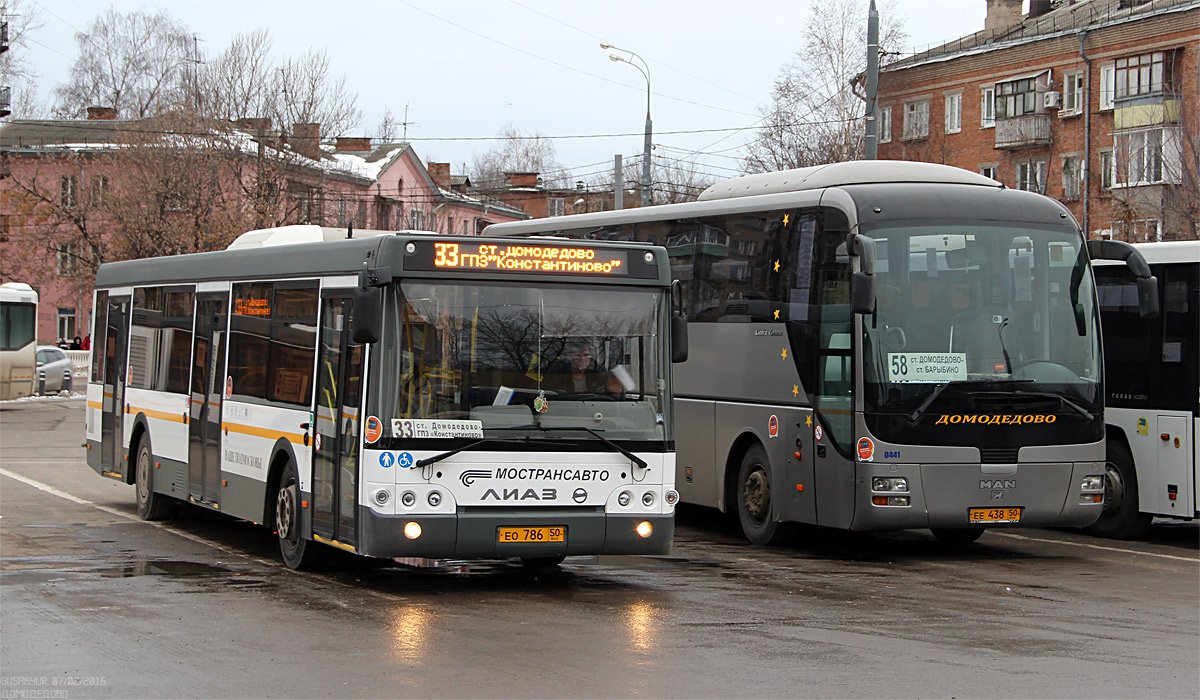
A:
2,398,1197,699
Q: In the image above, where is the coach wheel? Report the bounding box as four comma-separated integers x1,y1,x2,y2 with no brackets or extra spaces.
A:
135,439,173,521
931,528,984,545
736,444,795,546
274,460,327,571
1087,442,1151,540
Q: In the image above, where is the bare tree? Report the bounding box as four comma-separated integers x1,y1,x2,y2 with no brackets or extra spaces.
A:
1,1,46,116
375,107,402,142
52,8,194,119
270,48,363,138
471,125,567,189
200,29,274,122
742,0,907,173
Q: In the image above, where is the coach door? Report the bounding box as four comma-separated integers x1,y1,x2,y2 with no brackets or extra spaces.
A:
188,293,227,505
101,295,130,476
311,294,364,547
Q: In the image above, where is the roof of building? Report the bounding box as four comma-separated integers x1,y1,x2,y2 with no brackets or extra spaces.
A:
885,0,1199,72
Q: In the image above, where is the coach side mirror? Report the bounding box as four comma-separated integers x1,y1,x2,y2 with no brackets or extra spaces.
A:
846,232,877,315
671,311,689,363
1086,240,1159,318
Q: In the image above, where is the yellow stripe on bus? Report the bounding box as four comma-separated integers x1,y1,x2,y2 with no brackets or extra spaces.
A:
313,534,357,553
222,421,306,445
87,401,103,410
125,405,187,424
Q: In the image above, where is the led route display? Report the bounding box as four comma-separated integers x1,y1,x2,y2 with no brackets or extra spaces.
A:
420,242,630,275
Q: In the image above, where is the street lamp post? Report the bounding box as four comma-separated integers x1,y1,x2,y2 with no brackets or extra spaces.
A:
601,43,652,207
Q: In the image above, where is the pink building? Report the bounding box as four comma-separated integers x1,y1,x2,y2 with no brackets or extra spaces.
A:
0,115,527,344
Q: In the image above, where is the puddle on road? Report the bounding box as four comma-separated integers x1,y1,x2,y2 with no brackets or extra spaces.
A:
96,559,231,577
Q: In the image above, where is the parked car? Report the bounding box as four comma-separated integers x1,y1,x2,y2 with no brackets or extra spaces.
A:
35,346,74,394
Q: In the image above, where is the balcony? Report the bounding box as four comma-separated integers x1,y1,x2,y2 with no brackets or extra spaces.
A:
0,86,9,118
1114,93,1181,129
995,114,1050,149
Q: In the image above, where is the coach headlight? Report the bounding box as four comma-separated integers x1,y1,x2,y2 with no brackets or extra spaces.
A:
403,521,422,539
1080,475,1104,491
617,490,632,507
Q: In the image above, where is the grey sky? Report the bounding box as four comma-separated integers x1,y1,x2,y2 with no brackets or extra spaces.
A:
21,0,994,183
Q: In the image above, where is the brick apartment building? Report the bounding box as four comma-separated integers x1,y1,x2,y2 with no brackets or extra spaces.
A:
474,171,640,219
877,0,1198,241
0,113,526,344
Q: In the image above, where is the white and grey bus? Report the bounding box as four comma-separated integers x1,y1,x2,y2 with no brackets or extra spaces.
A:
1,282,39,401
86,226,683,568
1092,241,1197,538
485,161,1159,545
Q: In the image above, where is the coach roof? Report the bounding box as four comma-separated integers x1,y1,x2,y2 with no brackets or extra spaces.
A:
698,161,1000,201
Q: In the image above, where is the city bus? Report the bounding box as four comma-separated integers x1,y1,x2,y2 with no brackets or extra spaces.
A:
485,160,1159,545
1,282,39,401
1092,241,1197,538
86,225,683,569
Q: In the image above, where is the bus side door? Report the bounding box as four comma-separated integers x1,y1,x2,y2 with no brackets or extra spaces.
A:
102,295,131,477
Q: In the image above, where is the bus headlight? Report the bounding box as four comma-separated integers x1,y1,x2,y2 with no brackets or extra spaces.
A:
427,490,442,507
401,491,416,507
665,490,679,506
642,491,655,507
1080,475,1104,491
403,521,422,539
872,477,908,492
617,491,632,507
372,489,390,506
635,521,653,538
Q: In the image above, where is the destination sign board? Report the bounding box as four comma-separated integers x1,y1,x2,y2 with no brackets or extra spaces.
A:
406,241,642,276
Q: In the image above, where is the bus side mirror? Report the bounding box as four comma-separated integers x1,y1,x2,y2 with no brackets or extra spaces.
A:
351,263,392,344
671,311,689,363
847,232,877,315
352,286,381,344
1086,240,1159,318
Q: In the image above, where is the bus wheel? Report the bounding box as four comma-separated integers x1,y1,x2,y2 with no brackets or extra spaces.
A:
1087,442,1151,539
931,528,984,545
274,461,327,571
736,445,795,546
135,439,173,521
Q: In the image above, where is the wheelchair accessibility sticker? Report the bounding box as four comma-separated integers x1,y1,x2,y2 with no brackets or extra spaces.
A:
397,452,415,469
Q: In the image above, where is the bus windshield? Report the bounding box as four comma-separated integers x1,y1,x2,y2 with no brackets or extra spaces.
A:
368,281,668,443
861,221,1102,418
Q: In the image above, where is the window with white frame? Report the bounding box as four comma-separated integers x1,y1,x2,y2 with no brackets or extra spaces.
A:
902,99,929,141
1114,127,1181,186
878,105,892,143
1062,156,1083,199
548,198,565,217
60,176,77,209
1016,160,1046,193
336,196,347,226
944,92,962,133
1099,64,1115,110
56,243,75,275
1062,71,1084,115
57,309,76,341
1115,219,1162,243
980,165,998,181
410,207,424,229
981,86,996,127
1099,149,1114,189
90,176,108,209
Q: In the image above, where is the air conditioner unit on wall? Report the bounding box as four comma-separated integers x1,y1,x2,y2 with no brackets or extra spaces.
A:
1043,91,1062,109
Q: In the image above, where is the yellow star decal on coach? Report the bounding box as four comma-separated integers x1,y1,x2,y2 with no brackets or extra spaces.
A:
806,414,812,426
773,309,780,320
783,214,790,226
781,348,787,360
774,260,780,272
793,384,800,397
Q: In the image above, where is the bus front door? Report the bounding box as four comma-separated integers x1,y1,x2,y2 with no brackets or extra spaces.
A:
311,295,363,548
188,294,227,505
101,296,130,477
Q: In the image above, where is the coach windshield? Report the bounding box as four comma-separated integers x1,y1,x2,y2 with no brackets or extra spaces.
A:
860,221,1103,441
366,281,669,447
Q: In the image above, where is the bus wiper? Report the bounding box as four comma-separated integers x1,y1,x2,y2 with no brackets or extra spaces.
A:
906,379,1033,424
415,438,528,470
1007,390,1094,421
491,424,648,470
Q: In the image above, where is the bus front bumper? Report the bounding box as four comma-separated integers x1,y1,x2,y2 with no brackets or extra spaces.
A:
354,507,674,559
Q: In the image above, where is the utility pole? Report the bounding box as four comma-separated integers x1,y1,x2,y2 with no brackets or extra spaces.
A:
864,0,880,160
614,154,624,210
